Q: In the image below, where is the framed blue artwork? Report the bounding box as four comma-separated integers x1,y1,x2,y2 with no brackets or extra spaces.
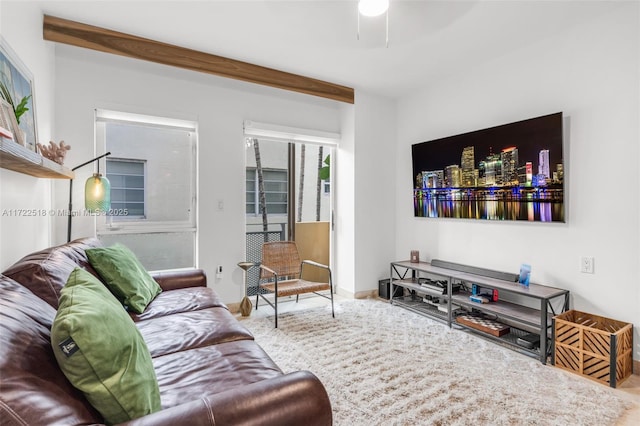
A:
0,37,37,151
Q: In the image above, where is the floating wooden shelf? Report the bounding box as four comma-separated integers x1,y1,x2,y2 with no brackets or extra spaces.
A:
0,138,74,179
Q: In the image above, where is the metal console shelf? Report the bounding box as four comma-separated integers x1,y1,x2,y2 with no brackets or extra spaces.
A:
389,260,570,364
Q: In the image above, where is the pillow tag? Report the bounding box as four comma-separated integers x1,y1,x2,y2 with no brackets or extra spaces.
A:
59,337,79,357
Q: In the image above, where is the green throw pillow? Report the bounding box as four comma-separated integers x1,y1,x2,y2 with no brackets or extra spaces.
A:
51,268,161,425
86,243,162,314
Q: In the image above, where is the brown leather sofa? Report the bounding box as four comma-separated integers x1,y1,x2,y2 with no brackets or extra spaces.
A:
0,237,332,425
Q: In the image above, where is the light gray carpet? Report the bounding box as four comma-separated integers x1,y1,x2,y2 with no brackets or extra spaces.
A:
241,298,632,425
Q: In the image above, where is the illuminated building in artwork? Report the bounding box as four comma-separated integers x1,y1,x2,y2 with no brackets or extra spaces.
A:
517,161,533,187
445,165,461,188
478,152,502,186
461,146,475,187
536,174,547,186
539,149,550,179
421,170,444,188
555,163,564,183
501,147,519,185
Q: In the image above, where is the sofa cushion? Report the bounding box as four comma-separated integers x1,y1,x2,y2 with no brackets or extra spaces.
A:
51,268,161,424
130,286,227,322
153,340,283,409
0,275,103,425
136,306,255,358
86,243,162,314
1,237,104,308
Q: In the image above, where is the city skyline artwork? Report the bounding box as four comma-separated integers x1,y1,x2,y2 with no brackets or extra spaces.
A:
412,112,565,222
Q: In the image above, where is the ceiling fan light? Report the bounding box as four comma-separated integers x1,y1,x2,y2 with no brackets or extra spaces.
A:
358,0,389,17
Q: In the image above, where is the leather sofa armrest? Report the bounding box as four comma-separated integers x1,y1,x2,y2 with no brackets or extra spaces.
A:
150,269,207,291
117,371,332,426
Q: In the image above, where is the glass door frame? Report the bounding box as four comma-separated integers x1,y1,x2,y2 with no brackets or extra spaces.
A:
243,121,339,294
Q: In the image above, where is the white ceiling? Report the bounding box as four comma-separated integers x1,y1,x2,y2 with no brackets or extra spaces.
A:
35,0,620,100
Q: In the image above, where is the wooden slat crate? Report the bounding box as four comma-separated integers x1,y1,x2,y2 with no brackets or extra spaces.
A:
554,310,633,388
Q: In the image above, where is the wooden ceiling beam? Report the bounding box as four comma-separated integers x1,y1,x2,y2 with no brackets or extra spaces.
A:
43,15,354,104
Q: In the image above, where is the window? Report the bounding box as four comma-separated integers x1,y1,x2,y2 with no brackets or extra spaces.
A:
106,158,146,219
95,110,197,271
246,168,288,215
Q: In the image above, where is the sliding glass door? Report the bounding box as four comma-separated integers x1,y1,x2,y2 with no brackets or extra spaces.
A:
245,137,334,296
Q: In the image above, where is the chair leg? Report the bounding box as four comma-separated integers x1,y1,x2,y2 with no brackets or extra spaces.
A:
330,286,335,319
255,292,259,309
274,293,278,328
296,294,299,303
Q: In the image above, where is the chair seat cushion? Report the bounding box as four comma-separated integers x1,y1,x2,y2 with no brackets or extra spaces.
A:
260,279,330,297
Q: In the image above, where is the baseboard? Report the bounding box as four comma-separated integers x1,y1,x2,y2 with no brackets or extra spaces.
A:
354,289,379,299
334,287,379,300
335,287,354,299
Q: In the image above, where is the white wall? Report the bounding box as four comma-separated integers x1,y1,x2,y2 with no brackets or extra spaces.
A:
353,91,397,295
52,44,343,303
335,103,356,296
0,1,56,269
395,3,640,361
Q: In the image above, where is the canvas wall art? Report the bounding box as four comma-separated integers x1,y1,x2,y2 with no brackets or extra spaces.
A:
412,112,564,222
0,37,37,151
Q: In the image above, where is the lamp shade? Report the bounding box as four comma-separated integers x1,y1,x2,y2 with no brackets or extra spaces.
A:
85,173,111,213
358,0,389,17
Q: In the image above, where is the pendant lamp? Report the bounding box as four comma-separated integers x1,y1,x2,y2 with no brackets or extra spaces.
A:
85,172,111,213
67,152,111,242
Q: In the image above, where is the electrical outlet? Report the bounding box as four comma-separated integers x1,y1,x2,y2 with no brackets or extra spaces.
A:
580,257,594,274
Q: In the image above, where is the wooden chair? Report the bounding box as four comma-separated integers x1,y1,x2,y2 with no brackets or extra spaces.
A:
256,241,335,328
